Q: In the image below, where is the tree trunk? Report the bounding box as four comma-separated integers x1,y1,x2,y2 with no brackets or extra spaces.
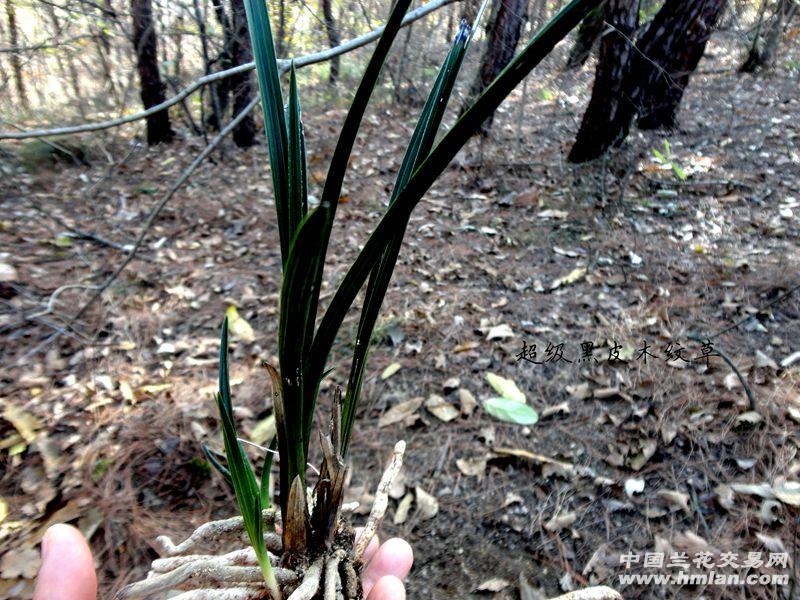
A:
634,0,727,130
209,0,233,130
564,2,607,70
131,0,174,144
463,0,528,133
739,0,796,72
568,0,638,162
320,0,340,85
229,0,257,147
276,0,286,56
569,0,726,161
5,0,27,109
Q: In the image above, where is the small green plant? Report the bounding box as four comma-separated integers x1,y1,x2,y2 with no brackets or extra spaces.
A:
652,139,687,181
117,0,603,598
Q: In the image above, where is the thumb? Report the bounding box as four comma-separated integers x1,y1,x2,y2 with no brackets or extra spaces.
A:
34,524,97,600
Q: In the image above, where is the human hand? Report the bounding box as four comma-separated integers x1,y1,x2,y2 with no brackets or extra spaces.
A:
33,524,97,600
34,524,412,600
357,528,414,600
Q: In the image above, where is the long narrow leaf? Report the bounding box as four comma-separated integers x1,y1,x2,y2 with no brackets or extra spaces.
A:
202,443,233,487
243,0,291,265
274,0,417,490
286,62,307,229
259,436,277,508
276,208,327,504
339,20,473,454
310,0,603,413
216,318,280,598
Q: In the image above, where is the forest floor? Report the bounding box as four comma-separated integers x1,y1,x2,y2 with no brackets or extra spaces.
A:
1,32,799,600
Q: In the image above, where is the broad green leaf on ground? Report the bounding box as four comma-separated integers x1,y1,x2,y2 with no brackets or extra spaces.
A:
483,397,539,425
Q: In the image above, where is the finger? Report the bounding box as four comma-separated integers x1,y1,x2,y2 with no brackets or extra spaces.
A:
362,538,413,598
34,524,97,600
366,575,405,600
353,527,381,565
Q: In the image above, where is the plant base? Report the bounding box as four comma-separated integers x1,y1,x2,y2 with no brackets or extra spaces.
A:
116,441,406,600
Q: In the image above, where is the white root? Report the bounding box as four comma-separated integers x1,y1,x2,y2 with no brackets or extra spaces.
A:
156,509,278,556
168,589,266,600
323,550,345,600
355,441,406,561
286,557,324,600
116,563,296,599
341,559,359,598
151,547,281,573
548,587,622,600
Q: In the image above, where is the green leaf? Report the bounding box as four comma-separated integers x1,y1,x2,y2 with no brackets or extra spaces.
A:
259,436,277,509
215,318,279,596
672,163,687,181
652,148,665,163
243,0,290,265
339,18,474,455
274,0,417,481
483,397,539,425
277,207,328,495
201,443,233,487
287,62,308,230
311,0,603,453
485,372,526,403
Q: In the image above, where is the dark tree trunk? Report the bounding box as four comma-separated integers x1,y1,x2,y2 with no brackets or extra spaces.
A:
569,0,726,162
208,0,233,130
464,0,528,133
131,0,174,144
276,0,286,56
5,0,27,109
634,0,727,129
568,0,638,162
564,2,607,70
229,0,257,147
739,0,796,72
320,0,340,84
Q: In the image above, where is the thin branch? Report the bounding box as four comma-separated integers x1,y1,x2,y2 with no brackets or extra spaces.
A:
0,0,454,140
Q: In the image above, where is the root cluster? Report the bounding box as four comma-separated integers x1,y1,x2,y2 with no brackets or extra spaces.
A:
115,442,406,600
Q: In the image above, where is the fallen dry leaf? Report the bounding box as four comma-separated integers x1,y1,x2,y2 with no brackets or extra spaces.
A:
457,388,477,416
0,548,40,579
486,324,514,340
414,486,438,520
545,510,577,532
381,362,402,380
456,457,487,479
379,397,423,428
772,477,800,507
476,577,510,592
425,395,460,422
656,489,690,513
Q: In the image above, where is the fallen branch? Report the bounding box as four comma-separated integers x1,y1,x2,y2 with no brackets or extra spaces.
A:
0,0,453,141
